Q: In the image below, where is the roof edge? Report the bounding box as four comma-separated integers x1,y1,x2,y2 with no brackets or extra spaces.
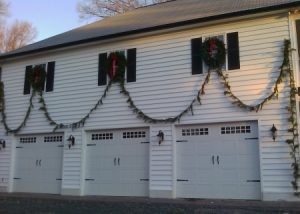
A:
1,1,299,61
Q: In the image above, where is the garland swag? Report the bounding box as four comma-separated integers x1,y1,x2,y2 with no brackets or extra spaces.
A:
0,40,298,195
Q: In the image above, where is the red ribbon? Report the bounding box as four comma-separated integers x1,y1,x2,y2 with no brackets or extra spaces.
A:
34,71,41,84
110,54,118,79
208,39,217,56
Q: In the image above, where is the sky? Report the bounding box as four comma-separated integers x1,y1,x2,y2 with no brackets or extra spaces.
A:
7,0,89,42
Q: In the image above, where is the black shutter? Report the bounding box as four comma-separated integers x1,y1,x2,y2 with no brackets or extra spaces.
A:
98,53,107,86
23,65,32,95
46,61,55,92
40,64,46,91
127,48,136,82
191,38,203,74
118,51,126,80
227,32,240,70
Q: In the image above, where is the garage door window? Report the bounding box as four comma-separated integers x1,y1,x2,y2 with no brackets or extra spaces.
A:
221,126,251,134
182,128,209,136
44,136,63,143
19,137,36,143
123,131,146,138
92,133,113,140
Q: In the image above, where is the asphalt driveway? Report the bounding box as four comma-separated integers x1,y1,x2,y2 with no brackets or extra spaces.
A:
0,193,299,214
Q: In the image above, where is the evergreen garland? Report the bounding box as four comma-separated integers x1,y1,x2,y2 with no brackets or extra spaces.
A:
283,40,300,196
215,65,285,112
39,80,113,132
119,79,197,123
0,83,35,134
0,39,298,195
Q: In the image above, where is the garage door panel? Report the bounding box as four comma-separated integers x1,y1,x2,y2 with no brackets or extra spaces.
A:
239,169,260,180
238,143,259,155
198,170,214,181
217,142,237,155
119,183,148,196
239,155,260,168
177,155,197,169
218,155,238,168
177,184,216,199
15,157,35,171
217,169,239,181
14,134,63,194
178,143,196,155
96,169,118,182
239,184,261,199
120,170,147,183
85,128,149,196
176,122,260,200
219,184,239,199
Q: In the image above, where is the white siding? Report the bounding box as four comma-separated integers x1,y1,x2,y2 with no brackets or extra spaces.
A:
0,13,297,199
62,130,82,190
0,124,10,192
150,125,173,192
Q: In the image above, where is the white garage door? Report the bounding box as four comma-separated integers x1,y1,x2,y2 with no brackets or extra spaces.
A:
84,128,149,196
13,134,64,194
176,121,260,200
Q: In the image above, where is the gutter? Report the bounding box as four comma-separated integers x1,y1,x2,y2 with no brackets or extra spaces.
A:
1,1,300,60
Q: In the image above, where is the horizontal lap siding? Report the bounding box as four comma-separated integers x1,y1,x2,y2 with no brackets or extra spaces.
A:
0,124,11,191
0,14,295,195
150,125,173,191
62,130,82,190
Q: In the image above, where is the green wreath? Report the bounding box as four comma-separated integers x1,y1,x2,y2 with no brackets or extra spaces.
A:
202,37,226,69
106,52,127,82
29,65,46,91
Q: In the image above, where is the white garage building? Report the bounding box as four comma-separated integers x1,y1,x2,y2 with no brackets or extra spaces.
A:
0,0,300,201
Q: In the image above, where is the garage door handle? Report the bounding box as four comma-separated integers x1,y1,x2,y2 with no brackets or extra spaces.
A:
114,158,116,166
118,157,120,166
217,156,219,165
39,160,41,166
212,156,214,165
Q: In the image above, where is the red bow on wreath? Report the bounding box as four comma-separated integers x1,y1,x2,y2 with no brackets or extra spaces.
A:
34,71,41,84
109,54,118,80
208,39,217,56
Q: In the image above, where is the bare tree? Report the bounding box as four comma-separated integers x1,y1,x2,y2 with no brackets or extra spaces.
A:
0,0,37,53
77,0,168,19
0,20,37,52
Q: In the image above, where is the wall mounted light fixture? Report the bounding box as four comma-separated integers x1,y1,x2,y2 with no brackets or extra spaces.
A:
270,124,277,142
0,139,5,150
157,130,164,145
67,135,75,149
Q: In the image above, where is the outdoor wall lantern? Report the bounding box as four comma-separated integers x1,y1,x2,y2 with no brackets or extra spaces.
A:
67,135,75,149
157,130,164,145
0,139,5,150
270,124,277,142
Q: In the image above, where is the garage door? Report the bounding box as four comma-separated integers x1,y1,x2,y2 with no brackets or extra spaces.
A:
13,134,64,194
84,128,149,196
176,121,260,200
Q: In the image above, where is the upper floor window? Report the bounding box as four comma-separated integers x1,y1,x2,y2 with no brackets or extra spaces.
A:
23,61,55,95
98,48,136,86
191,32,240,75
